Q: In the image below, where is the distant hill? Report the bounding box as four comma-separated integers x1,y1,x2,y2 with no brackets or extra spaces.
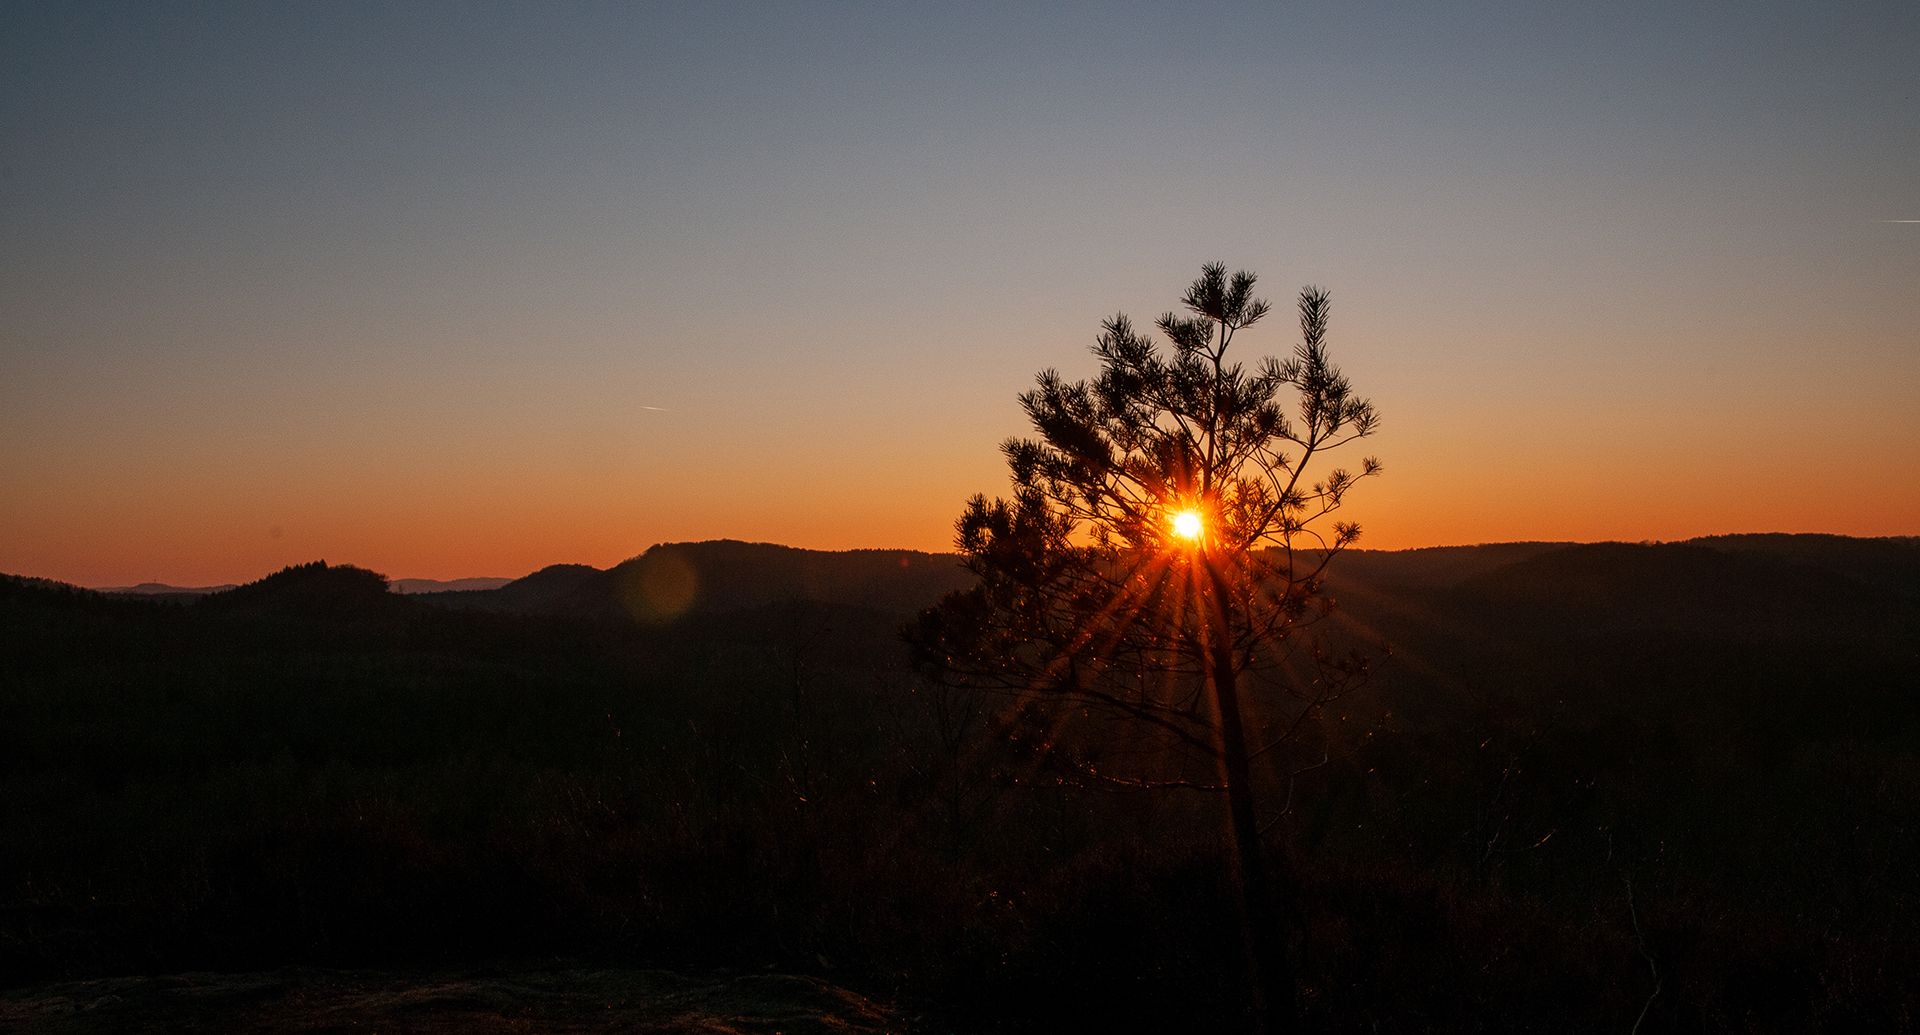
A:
199,560,405,620
426,540,974,622
42,533,1917,629
98,581,238,596
1445,538,1906,638
1686,532,1920,602
389,576,514,594
97,577,511,596
1312,541,1573,589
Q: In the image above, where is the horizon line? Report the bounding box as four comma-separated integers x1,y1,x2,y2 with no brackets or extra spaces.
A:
26,529,1917,591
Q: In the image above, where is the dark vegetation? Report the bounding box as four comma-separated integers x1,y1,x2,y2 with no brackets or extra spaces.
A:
4,536,1918,1031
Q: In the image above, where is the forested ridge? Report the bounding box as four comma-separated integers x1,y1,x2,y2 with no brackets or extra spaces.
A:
4,535,1915,1031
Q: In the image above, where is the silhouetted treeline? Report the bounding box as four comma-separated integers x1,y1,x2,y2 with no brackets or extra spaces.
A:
3,536,1916,1031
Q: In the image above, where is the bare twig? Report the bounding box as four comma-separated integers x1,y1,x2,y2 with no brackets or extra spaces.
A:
1623,874,1661,1034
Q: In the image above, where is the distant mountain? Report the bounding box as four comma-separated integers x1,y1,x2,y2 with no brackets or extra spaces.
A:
425,541,973,622
1449,539,1886,634
424,563,604,612
390,577,514,594
1685,532,1920,602
94,577,510,597
1313,542,1573,589
98,582,237,596
404,534,1920,629
27,532,1920,631
604,540,971,618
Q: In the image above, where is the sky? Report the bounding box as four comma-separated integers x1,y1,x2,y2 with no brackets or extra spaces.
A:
3,1,1916,586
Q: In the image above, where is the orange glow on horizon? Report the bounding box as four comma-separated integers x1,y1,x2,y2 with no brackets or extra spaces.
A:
6,471,1920,589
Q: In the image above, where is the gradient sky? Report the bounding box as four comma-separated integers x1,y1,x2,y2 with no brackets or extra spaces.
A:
4,1,1916,586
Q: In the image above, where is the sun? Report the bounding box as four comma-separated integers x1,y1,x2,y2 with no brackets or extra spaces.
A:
1170,509,1203,541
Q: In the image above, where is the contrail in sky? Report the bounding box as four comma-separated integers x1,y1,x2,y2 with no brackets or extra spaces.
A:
1879,219,1920,223
640,406,671,411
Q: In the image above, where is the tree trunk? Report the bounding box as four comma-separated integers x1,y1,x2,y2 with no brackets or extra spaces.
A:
1205,554,1294,1032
